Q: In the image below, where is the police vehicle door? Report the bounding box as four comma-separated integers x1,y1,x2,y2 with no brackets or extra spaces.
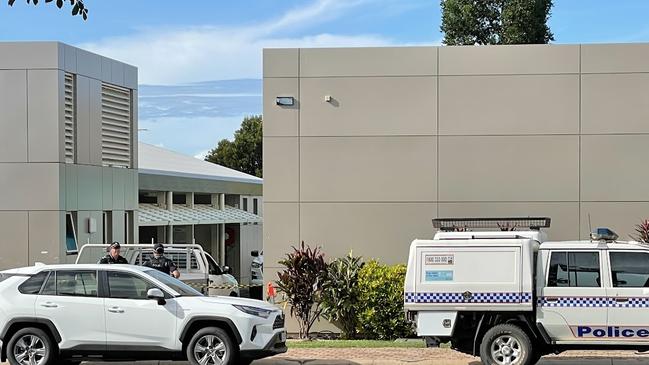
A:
205,253,229,296
606,250,649,342
538,250,607,342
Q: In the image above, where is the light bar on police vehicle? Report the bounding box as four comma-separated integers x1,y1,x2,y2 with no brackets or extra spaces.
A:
432,217,551,232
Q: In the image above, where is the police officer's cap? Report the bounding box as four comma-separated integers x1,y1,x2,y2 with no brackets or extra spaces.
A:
154,243,165,254
110,241,121,249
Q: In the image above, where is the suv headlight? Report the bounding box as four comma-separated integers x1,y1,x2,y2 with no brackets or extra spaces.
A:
233,305,273,319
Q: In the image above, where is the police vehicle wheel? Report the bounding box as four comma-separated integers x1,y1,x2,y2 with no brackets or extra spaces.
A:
480,324,532,365
6,327,54,365
187,326,235,365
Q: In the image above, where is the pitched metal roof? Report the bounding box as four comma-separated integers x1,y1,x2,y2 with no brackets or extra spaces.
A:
138,203,262,226
138,142,262,185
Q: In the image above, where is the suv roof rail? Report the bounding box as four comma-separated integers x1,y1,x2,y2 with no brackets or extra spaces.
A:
432,217,551,232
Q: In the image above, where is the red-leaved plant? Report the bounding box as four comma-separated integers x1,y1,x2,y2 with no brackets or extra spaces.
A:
633,219,649,243
276,242,328,339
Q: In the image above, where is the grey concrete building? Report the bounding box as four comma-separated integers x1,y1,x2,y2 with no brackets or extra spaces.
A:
263,43,649,280
0,42,138,269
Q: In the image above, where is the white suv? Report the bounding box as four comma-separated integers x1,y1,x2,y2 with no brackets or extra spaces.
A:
0,264,287,365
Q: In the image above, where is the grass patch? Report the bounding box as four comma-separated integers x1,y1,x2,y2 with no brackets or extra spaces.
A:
287,339,427,348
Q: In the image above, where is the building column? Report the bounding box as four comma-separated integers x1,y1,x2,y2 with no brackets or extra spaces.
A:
167,224,174,244
219,223,226,266
186,192,194,208
166,191,173,211
219,194,225,211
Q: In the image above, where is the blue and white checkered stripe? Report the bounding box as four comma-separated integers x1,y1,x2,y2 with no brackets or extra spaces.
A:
538,297,649,308
405,292,532,304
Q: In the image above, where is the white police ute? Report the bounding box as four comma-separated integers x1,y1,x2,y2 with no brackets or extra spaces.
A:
405,217,649,365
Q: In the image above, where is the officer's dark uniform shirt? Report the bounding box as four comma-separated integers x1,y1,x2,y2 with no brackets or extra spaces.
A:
143,255,178,275
98,254,128,264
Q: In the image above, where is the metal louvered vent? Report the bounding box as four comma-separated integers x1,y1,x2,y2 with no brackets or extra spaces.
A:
101,83,132,168
64,73,75,163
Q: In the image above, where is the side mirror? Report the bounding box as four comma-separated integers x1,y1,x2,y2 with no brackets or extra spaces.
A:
223,266,232,275
251,250,259,257
147,288,166,305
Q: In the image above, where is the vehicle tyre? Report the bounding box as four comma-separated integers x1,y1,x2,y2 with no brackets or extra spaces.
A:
480,324,532,365
187,326,235,365
6,327,54,365
229,292,238,297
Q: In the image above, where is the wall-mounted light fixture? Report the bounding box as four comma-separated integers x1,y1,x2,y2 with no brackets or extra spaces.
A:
324,95,332,103
276,96,295,106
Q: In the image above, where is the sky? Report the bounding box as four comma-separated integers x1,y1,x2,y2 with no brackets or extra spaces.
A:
2,0,649,157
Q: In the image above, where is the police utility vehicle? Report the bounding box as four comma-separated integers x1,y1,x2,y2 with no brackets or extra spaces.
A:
405,217,649,365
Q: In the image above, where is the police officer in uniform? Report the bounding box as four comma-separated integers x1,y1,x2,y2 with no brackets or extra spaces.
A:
98,242,128,264
143,243,181,278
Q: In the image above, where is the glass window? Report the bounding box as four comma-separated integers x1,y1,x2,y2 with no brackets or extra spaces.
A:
610,252,649,287
41,272,56,296
65,213,78,253
144,269,202,297
205,253,222,276
243,198,248,212
18,272,48,295
56,271,98,297
253,199,258,215
548,252,600,288
107,271,154,300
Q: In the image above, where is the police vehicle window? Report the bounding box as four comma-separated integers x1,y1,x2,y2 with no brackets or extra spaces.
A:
56,271,98,297
610,252,649,287
107,271,153,300
548,252,600,287
18,272,48,294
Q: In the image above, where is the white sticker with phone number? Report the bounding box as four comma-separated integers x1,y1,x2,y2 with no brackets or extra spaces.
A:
425,254,454,265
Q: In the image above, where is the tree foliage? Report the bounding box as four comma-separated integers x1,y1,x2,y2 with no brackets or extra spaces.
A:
205,115,262,178
276,242,328,339
441,0,553,45
321,252,363,339
8,0,88,20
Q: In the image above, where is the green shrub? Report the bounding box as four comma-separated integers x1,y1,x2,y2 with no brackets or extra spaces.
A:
276,242,328,339
357,260,414,340
321,252,363,339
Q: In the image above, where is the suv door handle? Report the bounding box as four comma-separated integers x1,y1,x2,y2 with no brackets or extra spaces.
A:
545,297,559,303
615,298,629,303
107,307,124,313
40,302,58,308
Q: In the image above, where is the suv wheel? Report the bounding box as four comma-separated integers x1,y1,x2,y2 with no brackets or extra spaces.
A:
7,327,54,365
480,324,532,365
187,327,235,365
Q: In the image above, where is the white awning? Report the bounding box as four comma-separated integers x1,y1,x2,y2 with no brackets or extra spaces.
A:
138,203,262,226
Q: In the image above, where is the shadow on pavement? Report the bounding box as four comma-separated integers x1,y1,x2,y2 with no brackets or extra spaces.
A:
467,359,649,365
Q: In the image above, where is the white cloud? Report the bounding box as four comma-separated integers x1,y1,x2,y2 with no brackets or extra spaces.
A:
78,0,404,84
194,150,210,160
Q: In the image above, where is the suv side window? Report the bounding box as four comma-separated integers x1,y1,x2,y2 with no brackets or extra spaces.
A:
610,251,649,287
107,271,154,300
18,272,48,294
56,271,98,297
548,251,600,287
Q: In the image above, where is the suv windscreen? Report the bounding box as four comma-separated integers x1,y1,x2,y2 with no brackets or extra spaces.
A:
145,269,202,297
